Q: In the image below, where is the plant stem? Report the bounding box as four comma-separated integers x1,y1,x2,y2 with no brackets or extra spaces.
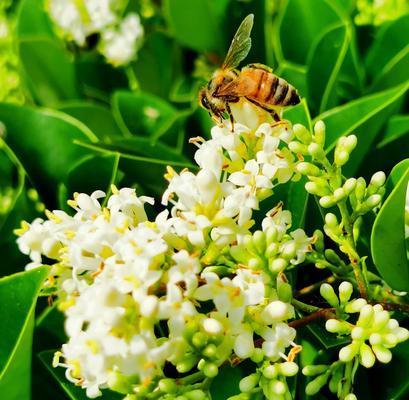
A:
288,308,336,329
337,201,368,299
291,298,320,313
125,65,139,91
294,276,336,298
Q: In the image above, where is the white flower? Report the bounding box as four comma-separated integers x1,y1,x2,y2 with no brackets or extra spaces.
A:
259,323,296,361
99,14,144,66
232,268,265,306
168,250,201,295
229,159,273,190
280,228,312,265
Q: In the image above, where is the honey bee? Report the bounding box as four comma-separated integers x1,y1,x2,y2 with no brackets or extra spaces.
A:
199,14,300,127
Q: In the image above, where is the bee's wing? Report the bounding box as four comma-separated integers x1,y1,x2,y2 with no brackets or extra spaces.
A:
222,14,254,70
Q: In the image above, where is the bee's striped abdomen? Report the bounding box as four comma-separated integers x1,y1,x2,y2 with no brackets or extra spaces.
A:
265,75,300,107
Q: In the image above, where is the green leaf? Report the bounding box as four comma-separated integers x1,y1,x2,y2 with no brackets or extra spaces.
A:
315,80,409,174
75,141,195,196
163,0,229,53
112,90,188,147
58,102,123,142
38,351,122,400
65,153,120,198
16,0,54,39
277,0,343,64
366,15,409,92
306,23,350,114
84,136,191,164
0,266,49,400
371,160,409,291
210,364,244,400
170,76,202,104
132,32,181,99
19,38,79,106
0,103,97,205
377,114,409,149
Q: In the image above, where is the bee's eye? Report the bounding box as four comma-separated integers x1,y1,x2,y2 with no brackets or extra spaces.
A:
201,96,210,109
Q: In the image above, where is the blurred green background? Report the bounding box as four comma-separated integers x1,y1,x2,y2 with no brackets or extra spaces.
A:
0,0,408,399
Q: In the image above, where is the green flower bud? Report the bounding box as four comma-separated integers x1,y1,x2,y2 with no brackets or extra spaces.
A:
333,187,346,202
203,343,218,359
297,162,321,176
382,333,398,347
357,304,374,327
108,372,136,394
266,242,279,258
313,120,326,146
369,333,382,346
186,390,207,400
250,348,264,363
249,257,263,269
305,181,329,196
369,171,386,191
313,229,325,252
325,213,338,228
203,362,219,378
355,177,366,201
339,341,360,362
345,394,357,400
306,373,329,396
278,361,299,376
253,231,266,254
302,365,328,376
351,326,366,340
328,365,343,393
395,327,409,342
277,281,292,303
326,319,352,334
320,283,339,307
372,345,392,363
373,310,390,331
294,124,312,144
263,364,278,379
158,379,178,394
192,332,208,349
266,226,278,244
344,135,358,152
184,320,200,340
345,298,367,313
338,281,353,304
281,242,297,260
288,141,308,154
343,178,357,195
334,149,350,167
230,245,251,264
269,379,286,395
177,356,198,373
308,143,325,159
269,258,287,273
175,396,188,400
325,249,342,265
239,373,259,392
363,194,382,210
320,195,336,208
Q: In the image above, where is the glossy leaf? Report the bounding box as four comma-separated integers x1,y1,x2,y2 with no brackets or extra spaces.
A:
0,103,96,204
366,15,409,91
371,160,409,291
316,80,409,174
163,0,229,53
19,38,79,106
277,0,343,64
210,364,244,400
377,114,409,148
0,266,49,399
307,23,349,113
58,102,123,142
16,0,55,38
276,61,307,98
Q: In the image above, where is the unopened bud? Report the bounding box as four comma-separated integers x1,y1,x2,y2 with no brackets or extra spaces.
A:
269,258,287,273
325,249,342,265
279,361,299,376
372,345,392,363
306,373,329,396
363,194,382,210
339,342,360,362
253,230,266,254
202,318,223,336
355,177,366,201
345,298,367,313
203,362,218,377
369,171,386,190
320,195,336,208
357,304,374,327
345,395,357,400
339,281,353,304
343,178,357,195
326,319,351,334
334,149,350,167
294,124,312,144
308,143,325,159
325,213,338,228
344,135,358,152
239,373,259,392
270,380,286,395
305,181,329,196
289,141,308,154
314,120,326,146
313,229,324,252
351,326,366,340
320,283,339,307
297,162,321,176
263,364,278,379
302,365,328,376
261,301,293,323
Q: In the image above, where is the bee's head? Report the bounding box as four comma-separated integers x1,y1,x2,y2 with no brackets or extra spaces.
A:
198,89,211,111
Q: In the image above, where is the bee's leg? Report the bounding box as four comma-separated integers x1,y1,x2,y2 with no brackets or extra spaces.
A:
225,102,235,132
271,111,281,122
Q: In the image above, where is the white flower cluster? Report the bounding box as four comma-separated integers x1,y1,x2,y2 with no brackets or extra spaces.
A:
16,109,314,398
46,0,143,66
